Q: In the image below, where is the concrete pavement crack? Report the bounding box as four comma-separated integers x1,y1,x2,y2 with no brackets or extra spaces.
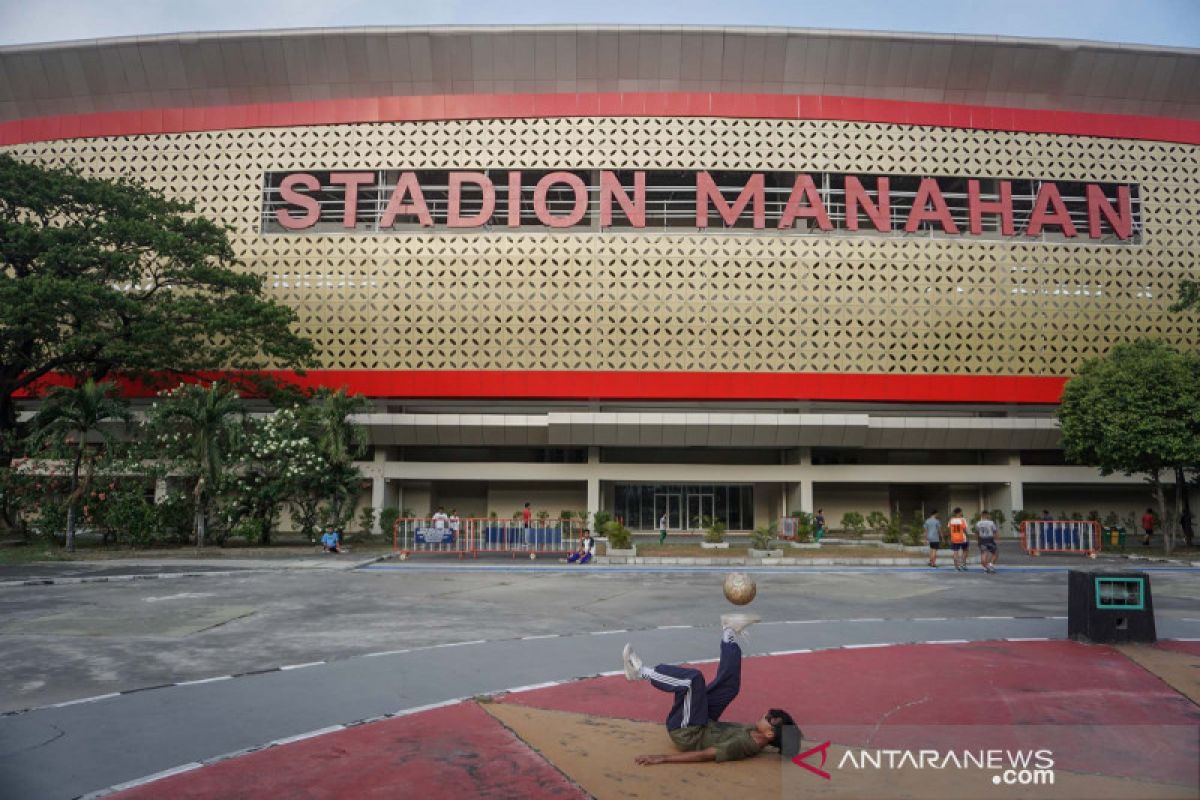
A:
865,694,930,746
2,723,66,756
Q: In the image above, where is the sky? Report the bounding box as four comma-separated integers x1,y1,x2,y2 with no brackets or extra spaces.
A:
0,0,1198,49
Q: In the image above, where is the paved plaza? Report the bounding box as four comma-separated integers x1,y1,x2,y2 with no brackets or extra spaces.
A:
0,557,1198,798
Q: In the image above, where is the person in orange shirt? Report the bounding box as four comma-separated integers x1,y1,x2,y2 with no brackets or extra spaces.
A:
948,507,970,571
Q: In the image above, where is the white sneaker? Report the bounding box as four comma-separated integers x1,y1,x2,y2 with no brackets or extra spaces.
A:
622,642,643,681
720,613,762,636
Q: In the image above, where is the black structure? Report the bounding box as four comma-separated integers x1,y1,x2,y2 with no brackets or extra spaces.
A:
1067,570,1156,644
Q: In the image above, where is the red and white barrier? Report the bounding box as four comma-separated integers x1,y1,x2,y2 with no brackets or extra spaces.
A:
1020,520,1102,557
392,517,583,558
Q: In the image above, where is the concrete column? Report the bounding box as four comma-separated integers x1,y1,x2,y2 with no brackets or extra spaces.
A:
800,480,814,514
153,478,168,503
798,447,812,466
370,477,385,534
586,478,600,528
585,446,601,528
370,448,388,534
994,481,1024,536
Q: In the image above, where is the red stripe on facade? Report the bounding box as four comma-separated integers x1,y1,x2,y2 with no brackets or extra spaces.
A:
1,92,1198,146
18,371,1069,404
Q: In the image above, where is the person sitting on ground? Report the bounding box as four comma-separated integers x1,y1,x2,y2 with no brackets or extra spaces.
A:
622,615,800,765
566,529,595,564
320,529,340,553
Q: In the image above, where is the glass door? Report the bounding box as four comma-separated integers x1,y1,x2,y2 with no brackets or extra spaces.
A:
687,493,715,530
654,493,683,530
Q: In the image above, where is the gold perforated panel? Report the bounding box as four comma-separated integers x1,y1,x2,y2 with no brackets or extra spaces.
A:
6,118,1198,375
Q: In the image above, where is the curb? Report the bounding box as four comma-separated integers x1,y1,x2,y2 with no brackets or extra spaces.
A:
0,555,390,589
597,556,929,566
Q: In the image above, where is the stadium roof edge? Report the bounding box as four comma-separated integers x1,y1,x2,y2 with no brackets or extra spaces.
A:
2,24,1199,57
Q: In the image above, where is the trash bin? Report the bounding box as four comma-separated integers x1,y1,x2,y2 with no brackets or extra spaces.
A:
1067,570,1155,644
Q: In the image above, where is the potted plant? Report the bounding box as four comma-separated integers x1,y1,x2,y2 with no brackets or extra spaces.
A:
603,519,636,557
700,516,728,549
748,523,783,558
379,507,400,540
789,511,819,548
841,511,866,539
881,512,901,544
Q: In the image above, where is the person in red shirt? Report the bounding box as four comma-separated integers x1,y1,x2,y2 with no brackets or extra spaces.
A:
1141,508,1155,547
522,502,533,549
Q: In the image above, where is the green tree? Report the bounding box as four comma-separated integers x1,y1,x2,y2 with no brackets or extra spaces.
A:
148,382,245,547
300,389,368,531
1057,339,1200,555
228,405,327,545
1170,279,1200,313
28,379,131,551
0,153,313,477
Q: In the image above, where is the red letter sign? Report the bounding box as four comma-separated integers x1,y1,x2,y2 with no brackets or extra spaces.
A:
905,178,959,234
1086,184,1132,240
1026,182,1077,237
330,172,374,228
696,172,765,229
380,172,433,227
276,173,320,230
447,172,496,228
533,172,588,228
778,174,832,230
967,179,1014,236
600,170,646,228
844,176,890,232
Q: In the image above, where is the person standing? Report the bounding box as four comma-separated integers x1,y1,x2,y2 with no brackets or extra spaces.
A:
432,506,448,528
523,501,533,549
659,511,669,545
813,509,826,542
449,509,461,546
1141,507,1155,547
924,510,941,568
948,507,969,571
974,510,999,573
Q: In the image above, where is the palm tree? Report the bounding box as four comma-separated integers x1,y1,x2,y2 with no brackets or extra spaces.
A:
152,382,244,547
302,389,367,529
306,389,368,464
31,380,131,552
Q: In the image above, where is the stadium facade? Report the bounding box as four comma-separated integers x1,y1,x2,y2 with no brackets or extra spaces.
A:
2,26,1198,534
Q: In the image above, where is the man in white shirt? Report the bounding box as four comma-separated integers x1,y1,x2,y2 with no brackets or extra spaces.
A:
431,507,449,529
975,511,999,574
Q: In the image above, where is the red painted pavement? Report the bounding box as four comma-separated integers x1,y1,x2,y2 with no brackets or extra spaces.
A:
112,701,584,800
109,641,1200,797
3,92,1199,147
500,640,1200,785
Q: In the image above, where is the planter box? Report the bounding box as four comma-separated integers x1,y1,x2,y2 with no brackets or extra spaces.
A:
607,546,637,557
748,548,784,558
700,541,730,549
790,542,821,550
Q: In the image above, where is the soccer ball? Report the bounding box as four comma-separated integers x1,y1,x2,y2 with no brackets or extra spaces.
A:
530,552,537,560
723,572,757,605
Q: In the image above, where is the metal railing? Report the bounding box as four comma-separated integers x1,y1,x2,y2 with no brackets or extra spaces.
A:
1020,520,1102,557
393,517,584,558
